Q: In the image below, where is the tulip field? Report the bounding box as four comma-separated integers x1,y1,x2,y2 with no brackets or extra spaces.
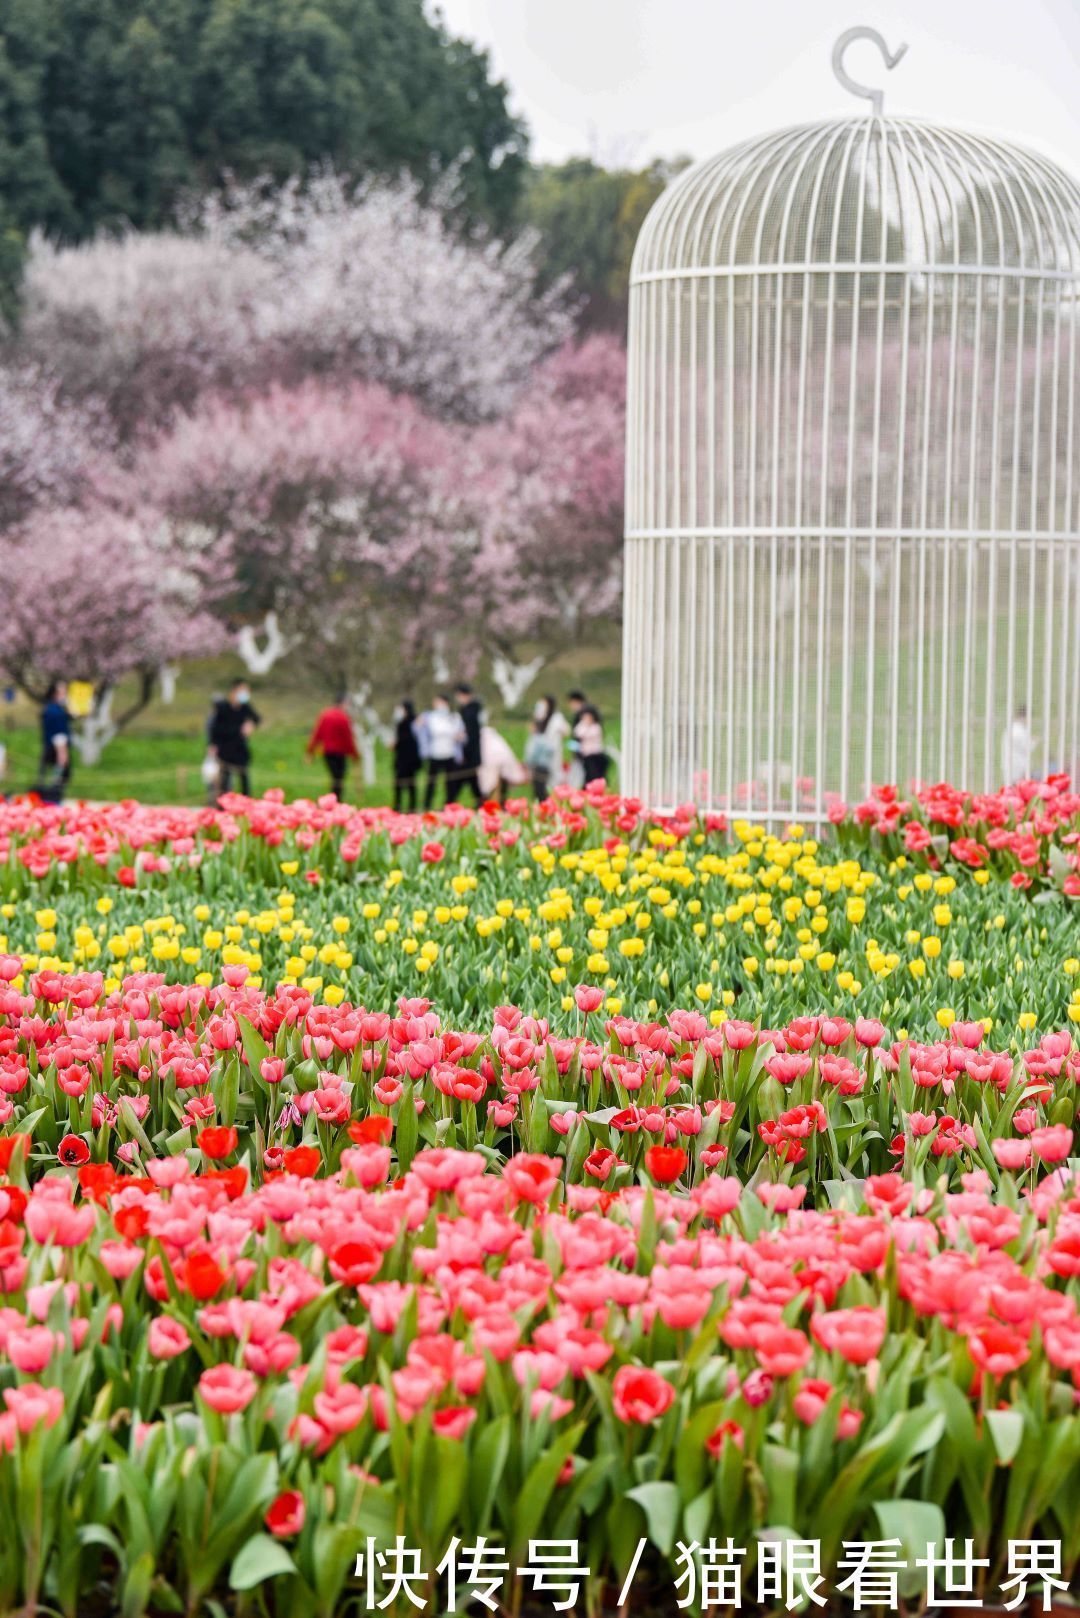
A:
3,780,1080,1614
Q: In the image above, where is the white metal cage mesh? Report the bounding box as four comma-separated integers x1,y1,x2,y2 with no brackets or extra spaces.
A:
621,111,1080,821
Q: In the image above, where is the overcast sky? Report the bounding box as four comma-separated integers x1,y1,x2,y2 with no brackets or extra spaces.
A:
431,0,1080,176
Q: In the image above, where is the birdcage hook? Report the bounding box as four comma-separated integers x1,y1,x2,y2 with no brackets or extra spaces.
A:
832,26,908,116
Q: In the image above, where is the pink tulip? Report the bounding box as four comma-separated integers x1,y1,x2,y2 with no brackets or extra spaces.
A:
6,1326,55,1374
4,1383,64,1434
198,1364,257,1414
149,1317,192,1360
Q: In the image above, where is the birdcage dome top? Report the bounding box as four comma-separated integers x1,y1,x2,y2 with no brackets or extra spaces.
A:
632,116,1080,280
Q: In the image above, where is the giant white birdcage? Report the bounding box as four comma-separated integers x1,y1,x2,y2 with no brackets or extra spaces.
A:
621,29,1080,822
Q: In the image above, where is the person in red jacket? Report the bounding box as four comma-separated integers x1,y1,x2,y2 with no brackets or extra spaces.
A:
305,697,359,800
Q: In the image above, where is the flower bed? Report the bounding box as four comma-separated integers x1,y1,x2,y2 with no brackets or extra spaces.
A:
2,782,1080,1032
0,973,1076,1193
3,1084,1080,1613
1,784,1080,1612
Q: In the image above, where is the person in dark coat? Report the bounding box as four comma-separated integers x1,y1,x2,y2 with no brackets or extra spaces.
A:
451,682,483,804
38,680,73,803
208,679,261,797
393,700,422,812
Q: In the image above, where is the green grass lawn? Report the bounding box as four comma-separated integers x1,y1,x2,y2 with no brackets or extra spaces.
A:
0,644,623,806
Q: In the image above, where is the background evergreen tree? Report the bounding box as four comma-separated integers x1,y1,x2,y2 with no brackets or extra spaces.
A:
0,0,527,311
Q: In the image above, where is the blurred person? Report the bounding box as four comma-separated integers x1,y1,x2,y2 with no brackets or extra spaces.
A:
1000,705,1035,785
566,689,588,788
393,699,422,813
208,679,261,797
479,725,529,805
38,680,72,804
574,702,608,785
452,682,484,804
202,693,224,804
306,694,358,799
531,694,569,796
524,718,555,800
423,693,463,809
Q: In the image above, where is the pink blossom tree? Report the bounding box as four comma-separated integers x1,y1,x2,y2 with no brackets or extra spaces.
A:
124,378,474,695
467,333,626,703
0,506,224,760
123,337,627,712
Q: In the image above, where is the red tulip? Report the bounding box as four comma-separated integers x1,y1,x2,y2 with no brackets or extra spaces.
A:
265,1490,305,1538
643,1145,687,1184
705,1419,744,1457
197,1126,238,1160
583,1147,619,1182
328,1240,381,1286
0,1135,31,1174
612,1364,676,1424
349,1115,393,1145
967,1321,1030,1378
182,1250,228,1301
283,1145,321,1178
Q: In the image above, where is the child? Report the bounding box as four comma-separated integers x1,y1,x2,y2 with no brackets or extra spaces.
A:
574,704,608,785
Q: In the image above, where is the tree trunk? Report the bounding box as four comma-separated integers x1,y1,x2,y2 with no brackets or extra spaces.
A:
236,610,293,675
491,653,545,710
74,669,156,765
346,683,393,787
75,686,116,766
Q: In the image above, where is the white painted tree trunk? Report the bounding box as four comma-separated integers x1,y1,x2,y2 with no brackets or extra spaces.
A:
431,632,452,688
75,687,117,766
236,610,293,675
491,654,545,710
159,664,180,704
347,683,393,787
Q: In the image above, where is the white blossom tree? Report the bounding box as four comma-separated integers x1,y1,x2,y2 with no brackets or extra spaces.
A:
15,171,574,436
0,364,108,527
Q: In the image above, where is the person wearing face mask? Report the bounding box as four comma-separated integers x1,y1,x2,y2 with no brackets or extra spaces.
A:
208,678,261,798
392,699,422,812
423,693,464,809
526,695,569,799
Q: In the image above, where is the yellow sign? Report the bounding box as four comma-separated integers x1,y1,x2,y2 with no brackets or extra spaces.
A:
67,682,95,718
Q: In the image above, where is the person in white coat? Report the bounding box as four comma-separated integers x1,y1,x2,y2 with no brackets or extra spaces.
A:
423,694,464,809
